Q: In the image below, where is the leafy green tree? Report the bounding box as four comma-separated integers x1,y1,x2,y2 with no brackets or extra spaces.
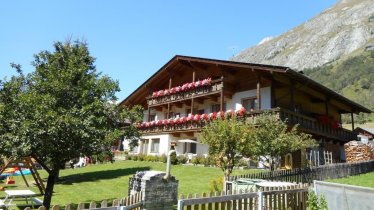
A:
118,105,143,150
245,113,317,170
200,117,250,177
0,40,141,208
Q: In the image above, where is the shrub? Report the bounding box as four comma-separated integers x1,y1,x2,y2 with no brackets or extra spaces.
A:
307,190,328,210
191,155,204,165
159,154,167,163
209,177,224,192
177,155,188,164
238,158,248,167
202,156,216,167
132,155,138,161
170,152,178,165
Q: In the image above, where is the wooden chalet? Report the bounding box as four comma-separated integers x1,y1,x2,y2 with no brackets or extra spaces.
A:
119,55,372,168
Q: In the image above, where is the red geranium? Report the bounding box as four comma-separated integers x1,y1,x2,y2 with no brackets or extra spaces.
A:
236,107,247,117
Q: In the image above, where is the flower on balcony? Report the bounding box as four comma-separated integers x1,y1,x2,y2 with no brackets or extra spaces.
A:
225,109,234,118
169,118,175,126
217,111,225,119
175,86,181,93
209,112,217,120
202,77,212,86
195,80,202,88
193,114,201,121
236,107,247,117
150,121,156,127
152,92,158,98
155,120,162,126
157,90,164,97
163,119,170,125
201,113,209,121
181,116,188,124
174,117,181,124
143,122,150,127
187,114,194,122
164,89,170,96
188,82,195,90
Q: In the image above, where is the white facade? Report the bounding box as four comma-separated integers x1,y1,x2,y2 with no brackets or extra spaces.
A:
134,87,271,156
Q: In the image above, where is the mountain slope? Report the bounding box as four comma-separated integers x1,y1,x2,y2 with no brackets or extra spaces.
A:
231,0,374,70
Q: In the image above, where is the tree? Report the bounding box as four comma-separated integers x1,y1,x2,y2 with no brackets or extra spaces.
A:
0,40,139,208
118,105,144,150
200,117,250,177
244,113,317,171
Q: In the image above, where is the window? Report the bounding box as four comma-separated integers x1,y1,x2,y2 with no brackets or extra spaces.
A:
211,103,226,112
186,108,198,115
183,142,197,154
151,139,160,153
242,97,257,111
149,114,156,121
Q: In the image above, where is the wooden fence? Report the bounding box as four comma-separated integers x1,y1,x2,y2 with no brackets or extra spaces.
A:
23,192,143,210
178,183,309,210
226,160,374,185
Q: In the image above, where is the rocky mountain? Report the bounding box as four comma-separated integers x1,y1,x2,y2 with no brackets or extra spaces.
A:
232,0,374,70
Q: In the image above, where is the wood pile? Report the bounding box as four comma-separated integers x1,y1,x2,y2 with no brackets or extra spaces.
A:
344,141,373,163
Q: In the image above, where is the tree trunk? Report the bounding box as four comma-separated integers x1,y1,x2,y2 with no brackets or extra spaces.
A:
43,168,59,209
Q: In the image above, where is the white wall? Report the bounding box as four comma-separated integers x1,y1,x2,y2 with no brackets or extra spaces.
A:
226,87,271,111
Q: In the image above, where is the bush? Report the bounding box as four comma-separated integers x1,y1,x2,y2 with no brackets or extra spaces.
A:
191,155,204,165
159,154,167,163
177,155,188,164
170,152,178,165
137,154,145,161
307,190,328,210
238,158,248,167
209,177,224,192
202,156,216,167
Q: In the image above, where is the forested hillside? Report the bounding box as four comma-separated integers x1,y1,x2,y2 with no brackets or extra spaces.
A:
304,50,374,123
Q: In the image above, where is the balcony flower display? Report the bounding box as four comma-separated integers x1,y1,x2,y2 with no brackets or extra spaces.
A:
217,111,225,120
181,116,187,124
201,113,209,121
193,114,201,121
174,117,181,124
150,77,213,98
236,107,247,117
169,118,175,126
225,109,234,118
187,114,194,122
163,119,170,125
209,112,217,120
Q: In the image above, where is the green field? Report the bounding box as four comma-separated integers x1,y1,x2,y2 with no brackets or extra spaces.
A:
326,171,374,188
0,160,261,206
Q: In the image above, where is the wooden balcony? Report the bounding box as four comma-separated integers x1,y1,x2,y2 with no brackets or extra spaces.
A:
147,78,223,107
139,108,357,142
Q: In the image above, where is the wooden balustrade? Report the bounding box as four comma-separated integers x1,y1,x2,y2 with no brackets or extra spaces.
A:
147,79,223,107
139,107,357,141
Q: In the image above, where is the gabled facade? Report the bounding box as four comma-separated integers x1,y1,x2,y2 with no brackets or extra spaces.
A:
119,55,371,166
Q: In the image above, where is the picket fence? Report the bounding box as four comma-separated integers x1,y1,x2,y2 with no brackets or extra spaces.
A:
22,192,143,210
178,183,309,210
226,160,374,185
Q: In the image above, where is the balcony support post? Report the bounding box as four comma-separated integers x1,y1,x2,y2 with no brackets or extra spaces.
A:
351,112,355,131
191,71,196,114
270,78,276,108
220,76,224,111
290,81,295,111
147,107,151,122
167,78,172,118
256,73,261,110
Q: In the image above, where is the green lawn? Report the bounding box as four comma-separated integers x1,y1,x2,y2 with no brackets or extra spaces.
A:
0,160,261,206
326,171,374,188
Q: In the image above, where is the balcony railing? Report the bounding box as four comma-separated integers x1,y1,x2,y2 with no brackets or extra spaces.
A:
147,78,223,107
138,108,357,142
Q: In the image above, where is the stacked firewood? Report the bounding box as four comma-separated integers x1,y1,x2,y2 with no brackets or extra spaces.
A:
344,141,373,163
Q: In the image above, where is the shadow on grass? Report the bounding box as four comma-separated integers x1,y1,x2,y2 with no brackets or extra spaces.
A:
57,167,150,185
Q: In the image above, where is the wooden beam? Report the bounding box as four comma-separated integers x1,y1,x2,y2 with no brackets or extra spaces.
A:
220,76,224,111
191,71,195,114
270,78,276,108
351,112,355,131
256,73,261,110
167,78,172,118
290,80,295,110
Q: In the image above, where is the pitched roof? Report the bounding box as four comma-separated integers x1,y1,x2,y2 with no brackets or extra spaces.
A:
119,55,372,114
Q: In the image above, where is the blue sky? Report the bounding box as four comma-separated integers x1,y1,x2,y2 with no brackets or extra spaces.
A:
0,0,336,101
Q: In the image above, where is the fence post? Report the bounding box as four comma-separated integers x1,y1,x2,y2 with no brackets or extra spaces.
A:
177,200,184,210
258,191,263,210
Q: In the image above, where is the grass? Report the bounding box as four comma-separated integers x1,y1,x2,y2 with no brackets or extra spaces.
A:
0,160,262,206
326,171,374,188
342,122,374,130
